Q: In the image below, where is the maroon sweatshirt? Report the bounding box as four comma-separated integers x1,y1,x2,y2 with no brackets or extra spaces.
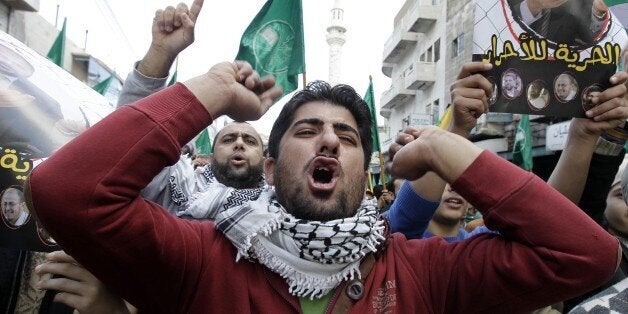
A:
27,84,619,313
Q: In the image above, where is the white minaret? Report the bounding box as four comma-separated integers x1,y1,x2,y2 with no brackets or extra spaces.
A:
326,0,346,86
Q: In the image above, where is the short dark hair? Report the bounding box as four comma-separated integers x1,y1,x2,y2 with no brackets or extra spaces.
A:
211,122,263,154
267,81,373,170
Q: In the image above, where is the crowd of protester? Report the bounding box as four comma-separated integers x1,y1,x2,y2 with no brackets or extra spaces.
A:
2,0,628,313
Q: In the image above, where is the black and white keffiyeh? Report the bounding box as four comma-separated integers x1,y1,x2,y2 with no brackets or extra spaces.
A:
184,185,385,299
155,161,386,298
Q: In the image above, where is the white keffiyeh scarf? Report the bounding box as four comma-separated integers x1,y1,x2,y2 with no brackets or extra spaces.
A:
182,184,386,298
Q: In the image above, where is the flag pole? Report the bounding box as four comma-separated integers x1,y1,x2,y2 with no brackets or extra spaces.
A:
378,152,387,191
302,72,307,89
367,170,373,193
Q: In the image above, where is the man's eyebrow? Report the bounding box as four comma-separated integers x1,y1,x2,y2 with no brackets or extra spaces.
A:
292,118,360,138
219,132,237,138
241,133,259,142
333,122,360,138
292,118,324,128
220,132,254,138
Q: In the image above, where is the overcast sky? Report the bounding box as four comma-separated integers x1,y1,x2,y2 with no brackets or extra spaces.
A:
39,0,405,135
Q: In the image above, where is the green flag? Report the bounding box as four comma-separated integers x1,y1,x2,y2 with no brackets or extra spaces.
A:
235,0,305,97
364,76,381,153
168,58,178,86
47,18,67,67
433,114,440,127
196,128,212,156
167,70,177,87
92,74,114,95
606,0,628,6
512,114,533,171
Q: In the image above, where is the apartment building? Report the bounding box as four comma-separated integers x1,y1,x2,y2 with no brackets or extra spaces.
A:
0,0,122,103
380,0,565,178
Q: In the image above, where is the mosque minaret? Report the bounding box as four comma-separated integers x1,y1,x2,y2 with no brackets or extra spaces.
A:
326,0,346,86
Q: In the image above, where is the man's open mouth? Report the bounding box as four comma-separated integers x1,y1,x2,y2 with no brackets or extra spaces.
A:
307,156,340,193
230,153,246,166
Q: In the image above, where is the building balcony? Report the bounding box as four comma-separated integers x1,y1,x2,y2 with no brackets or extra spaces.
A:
1,0,39,11
406,0,440,33
380,107,392,119
382,62,393,78
382,27,418,64
404,61,435,90
381,77,415,109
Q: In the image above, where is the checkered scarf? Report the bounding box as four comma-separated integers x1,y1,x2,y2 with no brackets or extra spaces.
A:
175,171,386,298
203,186,385,299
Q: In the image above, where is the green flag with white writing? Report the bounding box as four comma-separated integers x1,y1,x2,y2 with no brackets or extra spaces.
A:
47,18,67,67
364,76,381,153
235,0,305,97
512,114,533,171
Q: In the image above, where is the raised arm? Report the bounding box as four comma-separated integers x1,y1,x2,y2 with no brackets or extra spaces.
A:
26,61,281,311
391,126,619,312
387,62,493,238
117,0,204,107
548,71,628,203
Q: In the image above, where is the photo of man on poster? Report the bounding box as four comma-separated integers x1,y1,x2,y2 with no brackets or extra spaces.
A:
502,70,523,99
508,0,609,48
527,80,550,110
555,73,579,102
1,187,29,227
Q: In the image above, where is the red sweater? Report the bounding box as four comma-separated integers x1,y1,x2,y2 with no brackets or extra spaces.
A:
28,84,619,313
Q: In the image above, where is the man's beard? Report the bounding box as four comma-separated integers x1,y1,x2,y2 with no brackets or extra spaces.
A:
273,158,365,221
212,160,263,189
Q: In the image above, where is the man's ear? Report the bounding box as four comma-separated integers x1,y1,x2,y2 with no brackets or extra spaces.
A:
264,157,276,186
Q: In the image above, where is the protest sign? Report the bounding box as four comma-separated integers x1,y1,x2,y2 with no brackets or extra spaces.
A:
0,31,113,252
473,0,627,117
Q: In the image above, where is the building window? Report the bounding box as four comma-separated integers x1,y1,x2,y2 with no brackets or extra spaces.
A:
420,52,426,62
427,46,433,62
452,34,465,57
432,99,440,124
434,38,440,62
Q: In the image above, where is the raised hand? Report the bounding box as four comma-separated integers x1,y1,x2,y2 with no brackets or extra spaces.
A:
388,126,421,161
151,0,203,58
573,71,628,140
390,126,448,181
184,61,283,122
138,0,204,78
391,126,483,183
449,62,493,137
